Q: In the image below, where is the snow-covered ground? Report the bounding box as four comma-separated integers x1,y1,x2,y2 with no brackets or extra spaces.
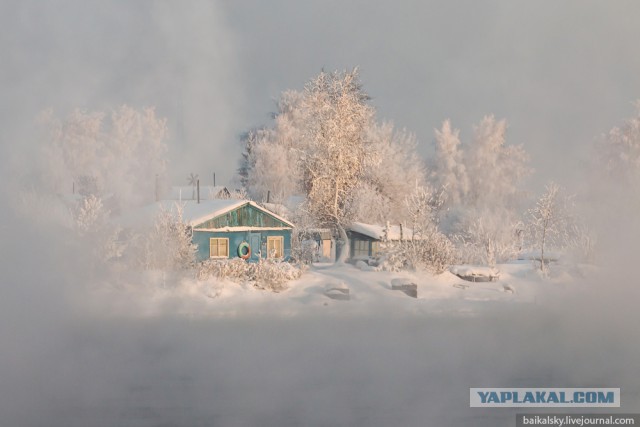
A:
90,260,576,319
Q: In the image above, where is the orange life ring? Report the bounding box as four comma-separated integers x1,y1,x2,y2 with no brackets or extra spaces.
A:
238,242,251,260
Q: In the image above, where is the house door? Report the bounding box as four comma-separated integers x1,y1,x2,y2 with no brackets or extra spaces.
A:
250,233,261,260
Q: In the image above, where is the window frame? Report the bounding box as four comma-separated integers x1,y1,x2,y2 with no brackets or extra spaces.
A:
266,236,284,259
371,241,380,257
353,239,370,258
209,237,229,258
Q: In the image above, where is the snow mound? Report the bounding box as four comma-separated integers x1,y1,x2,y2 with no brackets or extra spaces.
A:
449,265,500,282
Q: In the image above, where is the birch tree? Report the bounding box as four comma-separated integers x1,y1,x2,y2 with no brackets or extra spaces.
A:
300,68,375,261
39,105,168,209
528,182,568,274
431,119,468,207
446,115,530,265
240,91,306,203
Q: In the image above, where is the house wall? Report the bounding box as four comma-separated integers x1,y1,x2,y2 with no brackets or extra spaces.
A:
193,229,292,262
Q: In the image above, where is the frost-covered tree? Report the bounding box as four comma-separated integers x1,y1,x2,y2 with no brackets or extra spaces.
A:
75,194,108,235
300,68,375,261
527,182,569,274
240,91,307,204
39,105,168,209
347,181,391,224
362,122,427,222
404,185,444,238
465,115,530,209
431,119,468,207
73,194,123,264
599,101,640,184
138,204,196,270
238,68,435,262
247,134,300,204
237,129,258,190
377,185,454,274
455,213,520,267
345,123,426,224
436,115,531,265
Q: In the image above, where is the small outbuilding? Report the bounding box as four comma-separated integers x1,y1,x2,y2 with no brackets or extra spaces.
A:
346,222,420,261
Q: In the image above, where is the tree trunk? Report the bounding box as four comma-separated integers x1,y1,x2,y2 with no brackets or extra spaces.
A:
540,227,546,274
336,223,349,264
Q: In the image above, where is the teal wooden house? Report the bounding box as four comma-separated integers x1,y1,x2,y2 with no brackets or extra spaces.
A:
120,199,294,262
187,200,294,262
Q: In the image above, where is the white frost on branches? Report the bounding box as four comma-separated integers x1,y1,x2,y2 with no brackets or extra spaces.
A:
432,119,468,207
526,182,569,274
73,194,123,263
38,105,168,209
137,203,197,271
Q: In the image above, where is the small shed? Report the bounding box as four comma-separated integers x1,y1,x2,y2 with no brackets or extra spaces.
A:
346,222,420,261
311,229,333,261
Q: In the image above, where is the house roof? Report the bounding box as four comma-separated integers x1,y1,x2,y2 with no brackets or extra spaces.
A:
116,199,294,229
348,222,422,241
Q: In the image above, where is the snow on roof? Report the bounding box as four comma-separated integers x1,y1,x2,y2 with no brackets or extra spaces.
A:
115,199,294,229
349,222,421,241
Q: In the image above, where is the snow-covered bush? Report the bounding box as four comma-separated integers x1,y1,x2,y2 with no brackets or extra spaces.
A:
377,232,455,274
74,194,124,263
196,258,304,292
375,184,456,274
453,214,520,267
135,204,196,271
75,194,108,235
197,258,251,281
252,258,304,292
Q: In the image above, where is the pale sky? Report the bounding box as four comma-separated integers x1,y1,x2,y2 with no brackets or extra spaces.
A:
3,0,640,190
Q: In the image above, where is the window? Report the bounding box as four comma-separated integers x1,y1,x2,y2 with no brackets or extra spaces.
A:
210,238,229,258
371,241,380,257
267,236,284,258
353,239,369,258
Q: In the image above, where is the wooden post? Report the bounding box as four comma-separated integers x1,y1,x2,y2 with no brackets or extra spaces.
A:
267,190,270,203
213,172,216,187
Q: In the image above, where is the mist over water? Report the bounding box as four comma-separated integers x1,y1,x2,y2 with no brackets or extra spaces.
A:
2,1,640,426
1,200,639,426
